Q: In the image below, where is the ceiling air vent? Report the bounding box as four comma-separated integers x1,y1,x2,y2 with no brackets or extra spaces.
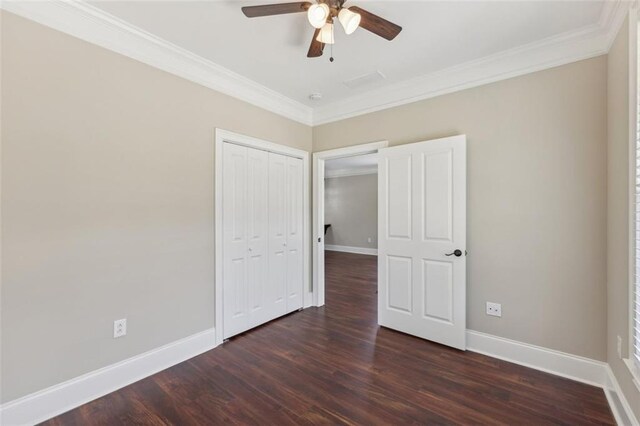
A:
343,70,386,90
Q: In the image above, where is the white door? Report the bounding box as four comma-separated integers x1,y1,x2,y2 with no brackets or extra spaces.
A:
222,142,252,338
285,156,304,312
378,135,467,350
268,152,288,319
222,143,304,339
246,147,270,326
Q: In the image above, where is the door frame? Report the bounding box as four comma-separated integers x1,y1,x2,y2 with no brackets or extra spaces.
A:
312,140,389,306
214,129,310,347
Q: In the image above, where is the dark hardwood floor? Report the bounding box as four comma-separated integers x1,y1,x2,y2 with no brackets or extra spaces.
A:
43,251,614,425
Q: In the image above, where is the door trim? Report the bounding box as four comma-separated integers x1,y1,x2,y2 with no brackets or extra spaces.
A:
214,129,310,347
312,141,389,306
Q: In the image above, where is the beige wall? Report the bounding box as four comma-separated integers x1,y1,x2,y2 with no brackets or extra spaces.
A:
314,57,608,361
324,174,377,249
0,12,311,403
606,16,640,421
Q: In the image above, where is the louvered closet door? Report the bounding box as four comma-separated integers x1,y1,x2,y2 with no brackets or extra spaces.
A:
285,156,304,312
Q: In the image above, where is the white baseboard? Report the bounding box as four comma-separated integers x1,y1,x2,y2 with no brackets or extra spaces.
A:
467,330,640,424
325,244,377,256
605,365,640,426
1,326,635,425
466,330,608,387
0,328,217,426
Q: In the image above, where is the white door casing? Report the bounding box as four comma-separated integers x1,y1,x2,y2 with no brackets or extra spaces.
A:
378,135,467,350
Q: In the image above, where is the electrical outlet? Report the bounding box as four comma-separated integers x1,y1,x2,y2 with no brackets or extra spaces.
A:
113,318,127,338
367,237,373,243
617,335,623,359
486,302,502,317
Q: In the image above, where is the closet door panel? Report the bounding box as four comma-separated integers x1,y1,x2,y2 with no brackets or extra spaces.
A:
268,152,288,318
286,156,304,312
246,148,269,326
222,143,250,338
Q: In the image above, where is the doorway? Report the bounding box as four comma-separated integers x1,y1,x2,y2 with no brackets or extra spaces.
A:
323,153,379,313
313,136,467,350
312,141,388,307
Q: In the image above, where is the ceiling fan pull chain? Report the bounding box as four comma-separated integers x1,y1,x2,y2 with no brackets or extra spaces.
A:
329,23,334,62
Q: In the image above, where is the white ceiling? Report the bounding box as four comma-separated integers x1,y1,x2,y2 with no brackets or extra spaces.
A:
6,0,623,125
89,0,605,109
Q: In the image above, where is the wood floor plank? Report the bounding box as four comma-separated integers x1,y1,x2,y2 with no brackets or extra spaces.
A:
41,251,615,425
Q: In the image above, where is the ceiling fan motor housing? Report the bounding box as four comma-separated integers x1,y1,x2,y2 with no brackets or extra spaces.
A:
241,0,402,59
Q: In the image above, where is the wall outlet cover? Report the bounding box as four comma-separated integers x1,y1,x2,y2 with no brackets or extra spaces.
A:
114,318,127,338
486,302,502,317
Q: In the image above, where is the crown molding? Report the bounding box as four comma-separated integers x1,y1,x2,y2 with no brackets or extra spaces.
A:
0,0,314,126
1,0,630,127
312,0,631,125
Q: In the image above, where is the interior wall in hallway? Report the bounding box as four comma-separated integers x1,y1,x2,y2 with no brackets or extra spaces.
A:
324,174,378,250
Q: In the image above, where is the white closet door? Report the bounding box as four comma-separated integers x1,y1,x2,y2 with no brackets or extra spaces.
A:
268,152,288,318
222,143,250,338
222,142,304,339
223,143,269,338
285,156,304,312
246,147,270,325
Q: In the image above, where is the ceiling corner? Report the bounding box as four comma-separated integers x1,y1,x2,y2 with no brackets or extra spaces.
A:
601,0,632,52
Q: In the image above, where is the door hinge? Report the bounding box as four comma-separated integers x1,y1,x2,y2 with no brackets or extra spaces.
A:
318,237,322,243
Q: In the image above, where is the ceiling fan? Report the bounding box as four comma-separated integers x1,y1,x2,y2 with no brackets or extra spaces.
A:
241,0,402,59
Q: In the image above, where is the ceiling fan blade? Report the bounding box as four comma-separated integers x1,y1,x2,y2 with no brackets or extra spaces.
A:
307,28,325,58
348,6,402,41
242,2,312,18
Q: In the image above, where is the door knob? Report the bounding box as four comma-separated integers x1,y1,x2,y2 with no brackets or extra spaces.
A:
445,249,463,257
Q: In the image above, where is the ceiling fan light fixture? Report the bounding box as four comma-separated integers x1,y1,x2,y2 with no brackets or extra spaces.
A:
316,22,335,44
338,7,361,35
307,3,330,29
